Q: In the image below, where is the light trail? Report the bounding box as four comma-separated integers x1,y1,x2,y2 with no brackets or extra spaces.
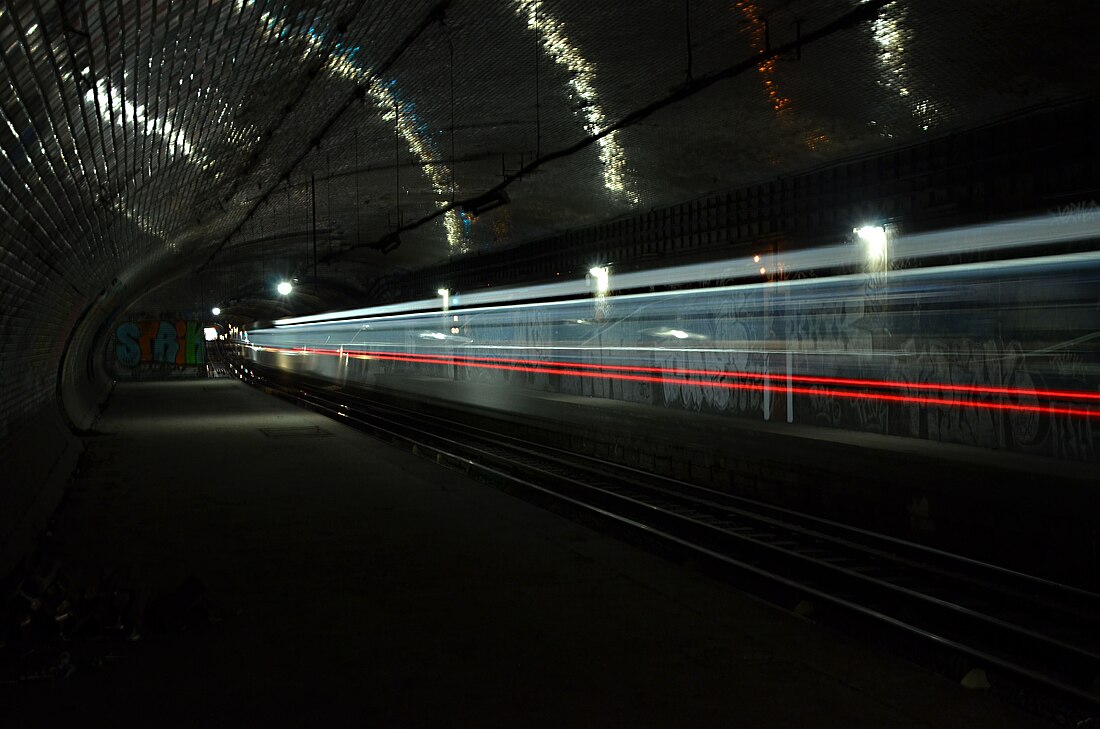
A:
272,213,1100,328
252,344,1100,420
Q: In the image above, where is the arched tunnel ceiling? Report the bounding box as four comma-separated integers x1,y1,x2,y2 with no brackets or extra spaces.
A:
2,0,1098,321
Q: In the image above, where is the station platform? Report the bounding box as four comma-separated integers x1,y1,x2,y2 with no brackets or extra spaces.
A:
2,378,1050,727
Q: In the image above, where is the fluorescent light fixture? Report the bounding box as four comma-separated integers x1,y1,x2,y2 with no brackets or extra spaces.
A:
438,288,450,311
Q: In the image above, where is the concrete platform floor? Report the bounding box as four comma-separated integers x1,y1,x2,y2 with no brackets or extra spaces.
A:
3,379,1051,727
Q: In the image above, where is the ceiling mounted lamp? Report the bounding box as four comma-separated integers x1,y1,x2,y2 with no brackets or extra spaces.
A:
277,281,293,296
460,189,510,217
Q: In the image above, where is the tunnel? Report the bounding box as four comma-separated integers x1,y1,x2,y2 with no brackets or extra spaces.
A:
1,0,1099,724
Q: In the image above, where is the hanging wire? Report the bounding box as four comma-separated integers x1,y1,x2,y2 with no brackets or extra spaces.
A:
533,0,540,157
326,152,332,256
393,86,401,228
449,39,456,204
354,127,361,246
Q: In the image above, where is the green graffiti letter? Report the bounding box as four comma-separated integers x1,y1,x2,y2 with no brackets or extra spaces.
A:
184,321,205,365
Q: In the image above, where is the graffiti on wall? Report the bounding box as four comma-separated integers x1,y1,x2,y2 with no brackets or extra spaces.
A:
115,320,205,368
291,265,1095,462
885,337,1095,461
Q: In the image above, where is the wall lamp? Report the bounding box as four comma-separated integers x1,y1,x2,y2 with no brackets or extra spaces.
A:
855,225,888,261
589,266,610,295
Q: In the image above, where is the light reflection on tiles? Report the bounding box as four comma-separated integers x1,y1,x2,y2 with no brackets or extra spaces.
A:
735,0,829,151
514,0,636,204
83,78,194,158
263,8,469,255
869,3,939,132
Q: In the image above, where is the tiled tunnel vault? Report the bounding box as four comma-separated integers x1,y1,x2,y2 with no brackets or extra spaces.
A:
0,0,1097,566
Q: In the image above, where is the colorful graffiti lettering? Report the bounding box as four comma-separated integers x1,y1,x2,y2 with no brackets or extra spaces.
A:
116,320,205,367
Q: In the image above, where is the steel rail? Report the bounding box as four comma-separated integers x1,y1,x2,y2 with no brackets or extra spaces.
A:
223,349,1100,716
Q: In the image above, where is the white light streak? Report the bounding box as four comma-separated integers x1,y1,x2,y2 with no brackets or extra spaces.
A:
271,213,1100,328
263,246,1100,352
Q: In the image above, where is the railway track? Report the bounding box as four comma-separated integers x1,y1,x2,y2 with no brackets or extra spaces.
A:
227,353,1100,722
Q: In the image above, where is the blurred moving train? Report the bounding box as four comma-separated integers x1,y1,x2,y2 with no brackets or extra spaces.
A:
241,216,1100,463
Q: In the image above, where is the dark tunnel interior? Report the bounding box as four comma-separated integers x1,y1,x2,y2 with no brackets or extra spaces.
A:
1,0,1099,724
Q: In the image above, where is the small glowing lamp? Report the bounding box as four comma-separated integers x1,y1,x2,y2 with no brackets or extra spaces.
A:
277,281,292,295
211,306,221,316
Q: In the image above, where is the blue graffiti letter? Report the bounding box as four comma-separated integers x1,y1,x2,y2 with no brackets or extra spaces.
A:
153,321,180,363
115,322,140,367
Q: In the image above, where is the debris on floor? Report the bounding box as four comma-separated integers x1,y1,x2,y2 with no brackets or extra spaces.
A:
1,554,221,682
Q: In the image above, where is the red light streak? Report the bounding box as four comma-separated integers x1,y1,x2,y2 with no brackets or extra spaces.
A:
278,346,1100,402
259,346,1100,419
